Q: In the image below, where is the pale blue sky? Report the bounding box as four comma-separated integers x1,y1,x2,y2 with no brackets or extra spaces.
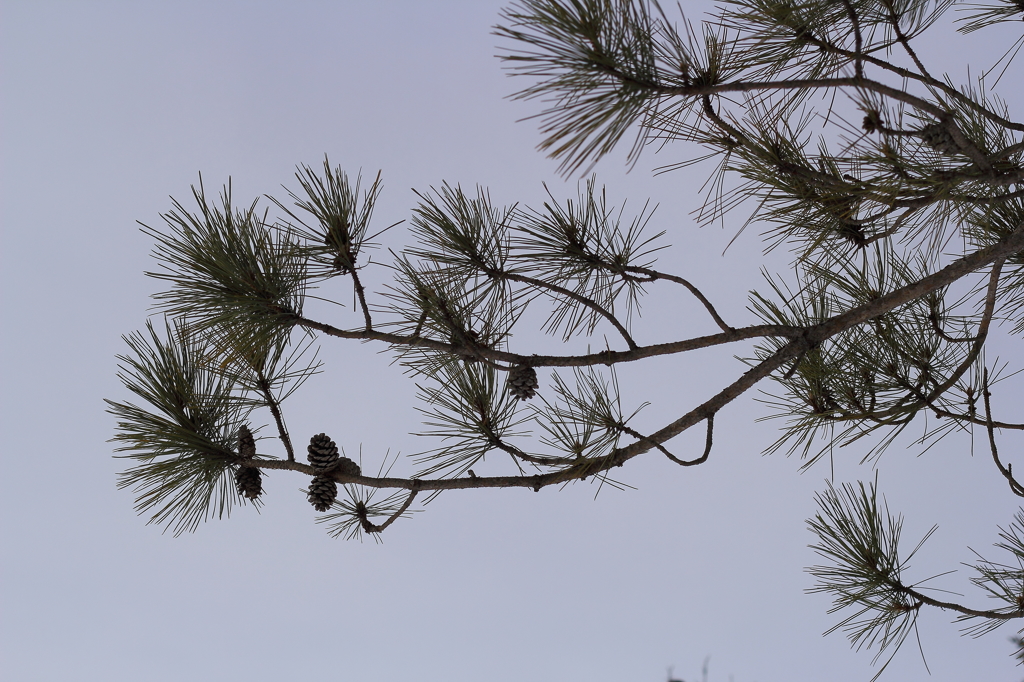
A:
2,2,1022,681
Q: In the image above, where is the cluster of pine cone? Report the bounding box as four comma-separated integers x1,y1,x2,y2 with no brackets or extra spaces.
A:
234,424,262,500
233,426,365,512
865,114,963,156
306,432,361,512
450,328,482,363
919,122,960,155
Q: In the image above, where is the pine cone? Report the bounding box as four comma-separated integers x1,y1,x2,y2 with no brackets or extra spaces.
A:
507,363,539,401
862,110,882,133
335,456,361,477
307,433,340,471
237,424,256,459
920,122,960,155
235,466,262,500
450,328,482,363
307,475,338,512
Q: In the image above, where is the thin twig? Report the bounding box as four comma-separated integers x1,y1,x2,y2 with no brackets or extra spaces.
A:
792,30,1024,133
502,271,639,349
621,265,733,332
358,489,419,534
882,0,932,81
625,414,715,467
257,373,295,462
348,266,374,331
922,256,1004,401
903,582,1023,621
840,0,864,79
491,434,576,467
982,369,1024,498
928,313,978,344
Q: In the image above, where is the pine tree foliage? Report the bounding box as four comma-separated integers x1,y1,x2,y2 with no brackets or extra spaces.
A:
108,0,1024,674
807,478,939,679
108,320,257,535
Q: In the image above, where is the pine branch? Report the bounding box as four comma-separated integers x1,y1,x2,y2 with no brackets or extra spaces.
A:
110,5,1024,672
808,476,1024,677
106,320,256,535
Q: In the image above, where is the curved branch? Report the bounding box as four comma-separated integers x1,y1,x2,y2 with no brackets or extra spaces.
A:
491,434,576,467
818,256,1006,426
921,256,1004,402
255,225,1024,496
243,337,795,492
623,413,715,467
500,270,638,349
357,489,418,534
282,225,1024,482
621,265,734,332
982,369,1024,498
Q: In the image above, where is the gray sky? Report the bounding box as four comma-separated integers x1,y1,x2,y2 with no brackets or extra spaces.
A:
2,1,1022,681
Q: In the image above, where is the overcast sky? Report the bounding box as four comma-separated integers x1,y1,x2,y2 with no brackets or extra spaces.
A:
2,2,1023,681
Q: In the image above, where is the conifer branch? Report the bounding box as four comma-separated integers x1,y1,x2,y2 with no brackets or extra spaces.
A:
110,3,1024,670
293,313,803,366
